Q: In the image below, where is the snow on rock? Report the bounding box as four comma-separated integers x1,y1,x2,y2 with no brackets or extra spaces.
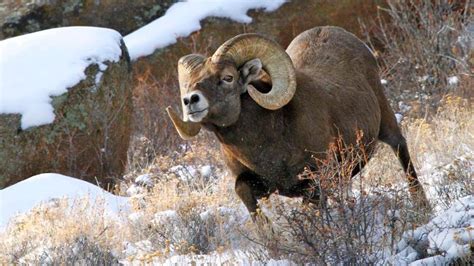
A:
199,206,249,230
417,75,430,83
421,154,473,212
447,76,459,86
398,101,411,113
169,164,198,181
199,165,212,178
124,0,286,61
128,211,144,223
0,26,123,129
123,241,139,257
0,173,129,228
134,173,153,187
126,184,147,196
134,240,154,254
19,246,54,264
168,164,216,181
395,113,403,124
152,210,179,225
388,196,474,264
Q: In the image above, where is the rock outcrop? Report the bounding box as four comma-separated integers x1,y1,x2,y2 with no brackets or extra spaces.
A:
0,0,176,40
0,34,133,189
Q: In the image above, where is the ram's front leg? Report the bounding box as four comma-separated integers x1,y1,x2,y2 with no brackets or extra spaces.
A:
234,171,271,221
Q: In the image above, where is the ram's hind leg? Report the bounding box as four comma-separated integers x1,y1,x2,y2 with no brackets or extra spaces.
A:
379,130,431,210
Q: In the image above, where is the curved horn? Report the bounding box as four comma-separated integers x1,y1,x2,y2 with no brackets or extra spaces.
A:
166,106,201,140
211,34,296,110
178,54,205,87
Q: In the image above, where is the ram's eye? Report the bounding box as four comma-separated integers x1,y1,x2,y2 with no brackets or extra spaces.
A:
222,75,233,83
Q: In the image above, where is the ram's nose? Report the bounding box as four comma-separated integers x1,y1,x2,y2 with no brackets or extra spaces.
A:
183,93,200,106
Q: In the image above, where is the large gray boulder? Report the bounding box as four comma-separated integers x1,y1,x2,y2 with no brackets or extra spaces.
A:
0,28,133,189
0,0,176,40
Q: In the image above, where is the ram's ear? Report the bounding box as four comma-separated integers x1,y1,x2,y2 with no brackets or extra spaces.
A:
240,59,262,87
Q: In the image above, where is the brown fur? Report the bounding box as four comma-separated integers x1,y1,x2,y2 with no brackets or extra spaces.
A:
182,26,429,215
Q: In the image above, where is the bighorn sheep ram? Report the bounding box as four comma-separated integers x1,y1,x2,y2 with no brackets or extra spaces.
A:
167,26,430,216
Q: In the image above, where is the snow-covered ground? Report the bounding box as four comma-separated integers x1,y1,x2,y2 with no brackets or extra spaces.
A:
387,196,473,265
0,27,123,129
0,173,129,228
1,165,472,264
160,252,294,265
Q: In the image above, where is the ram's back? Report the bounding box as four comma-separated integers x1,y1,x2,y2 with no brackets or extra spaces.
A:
285,26,383,151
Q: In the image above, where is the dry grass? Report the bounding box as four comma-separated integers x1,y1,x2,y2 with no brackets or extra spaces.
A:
365,95,473,200
123,177,239,261
361,0,472,116
0,197,125,264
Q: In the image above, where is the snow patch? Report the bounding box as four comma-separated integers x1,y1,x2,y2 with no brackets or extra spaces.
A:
199,165,212,178
417,75,430,83
124,0,286,60
422,154,473,212
395,113,403,124
128,212,144,223
388,196,474,264
135,173,153,187
126,184,147,196
160,252,295,265
169,164,198,181
0,27,123,129
0,173,129,228
447,76,459,86
153,210,179,225
398,101,411,113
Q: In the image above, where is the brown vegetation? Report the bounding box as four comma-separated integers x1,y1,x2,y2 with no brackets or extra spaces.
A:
361,0,472,115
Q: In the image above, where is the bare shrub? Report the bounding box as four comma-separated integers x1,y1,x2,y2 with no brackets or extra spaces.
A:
121,132,252,263
29,236,119,265
0,197,124,264
404,95,473,209
123,159,246,263
254,95,473,264
361,0,472,115
241,135,430,264
128,68,182,169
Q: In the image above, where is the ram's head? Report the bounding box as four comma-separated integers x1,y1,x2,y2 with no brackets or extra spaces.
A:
167,34,297,139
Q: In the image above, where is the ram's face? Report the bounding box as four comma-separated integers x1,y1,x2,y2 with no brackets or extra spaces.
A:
180,59,246,127
167,33,296,140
